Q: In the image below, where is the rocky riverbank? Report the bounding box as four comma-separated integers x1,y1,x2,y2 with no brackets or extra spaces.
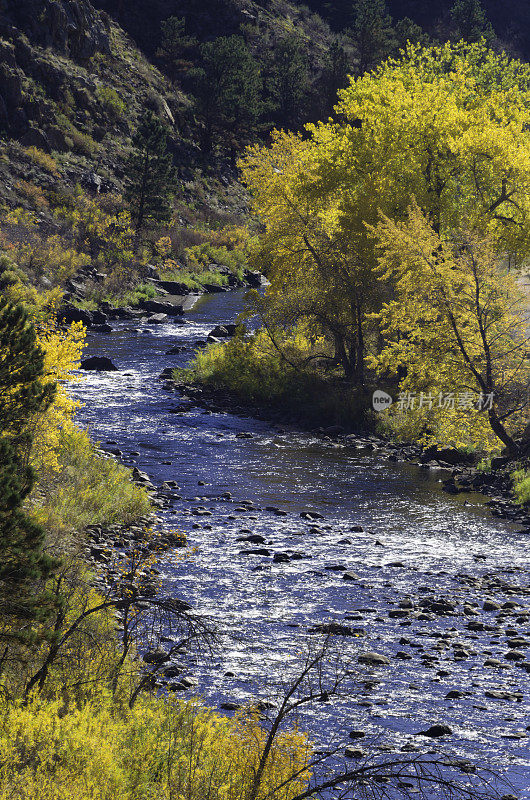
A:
58,267,267,331
168,379,530,531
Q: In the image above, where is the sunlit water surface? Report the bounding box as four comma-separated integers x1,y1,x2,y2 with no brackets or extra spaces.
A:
71,291,530,797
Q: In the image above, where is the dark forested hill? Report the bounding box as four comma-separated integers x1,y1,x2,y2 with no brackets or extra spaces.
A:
1,0,529,222
304,0,530,58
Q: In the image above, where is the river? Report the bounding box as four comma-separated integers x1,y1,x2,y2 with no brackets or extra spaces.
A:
72,290,530,797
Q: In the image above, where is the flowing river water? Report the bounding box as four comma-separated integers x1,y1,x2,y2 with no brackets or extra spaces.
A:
72,290,530,797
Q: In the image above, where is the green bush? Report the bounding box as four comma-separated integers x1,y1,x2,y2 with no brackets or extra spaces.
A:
96,85,126,120
185,242,246,277
512,468,530,504
111,282,157,307
178,329,369,428
56,114,99,157
159,266,229,289
33,425,151,535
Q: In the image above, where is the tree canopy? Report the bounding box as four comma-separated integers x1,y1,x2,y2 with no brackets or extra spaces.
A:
240,41,530,450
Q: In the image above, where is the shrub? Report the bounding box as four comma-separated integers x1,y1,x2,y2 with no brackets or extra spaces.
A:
56,114,99,157
95,85,126,119
185,242,246,276
160,265,229,288
512,468,530,504
0,693,311,800
33,426,151,534
179,327,370,428
181,328,309,402
69,128,99,157
24,147,59,176
15,180,49,209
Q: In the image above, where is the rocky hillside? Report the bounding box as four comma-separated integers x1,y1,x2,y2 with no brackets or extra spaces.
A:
0,0,184,201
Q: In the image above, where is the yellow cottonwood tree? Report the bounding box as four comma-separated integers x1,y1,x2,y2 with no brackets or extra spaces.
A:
241,41,530,388
369,202,530,452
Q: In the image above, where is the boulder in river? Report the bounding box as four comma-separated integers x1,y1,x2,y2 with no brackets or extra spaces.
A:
143,648,169,664
358,652,391,666
209,324,238,338
415,724,453,737
344,747,366,759
311,622,357,636
80,356,118,371
147,313,169,324
140,299,184,316
221,701,241,711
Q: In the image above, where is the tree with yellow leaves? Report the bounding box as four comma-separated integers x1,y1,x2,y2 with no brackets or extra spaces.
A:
240,41,530,394
369,202,530,452
29,319,86,474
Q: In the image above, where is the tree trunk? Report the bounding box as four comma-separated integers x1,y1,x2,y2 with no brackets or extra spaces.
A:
488,408,518,454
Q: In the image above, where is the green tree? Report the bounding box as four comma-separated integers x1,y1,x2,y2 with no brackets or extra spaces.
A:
156,16,197,81
124,111,176,234
193,36,262,155
0,299,57,640
266,35,311,128
449,0,494,43
350,0,396,75
319,38,351,118
393,17,430,52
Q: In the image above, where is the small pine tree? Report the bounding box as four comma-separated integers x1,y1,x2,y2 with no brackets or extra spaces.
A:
449,0,494,43
156,16,197,81
350,0,396,75
0,299,57,639
124,111,176,234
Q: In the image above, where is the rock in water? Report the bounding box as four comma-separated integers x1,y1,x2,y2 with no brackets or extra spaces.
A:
415,724,452,737
357,652,390,666
80,356,118,371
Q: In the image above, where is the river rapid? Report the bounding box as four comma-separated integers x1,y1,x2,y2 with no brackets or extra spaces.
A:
71,290,530,797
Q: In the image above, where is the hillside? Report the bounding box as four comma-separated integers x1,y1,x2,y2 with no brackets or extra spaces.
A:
0,0,529,309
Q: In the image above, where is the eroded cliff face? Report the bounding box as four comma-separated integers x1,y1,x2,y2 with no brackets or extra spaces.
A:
2,0,111,62
0,0,188,207
0,0,113,143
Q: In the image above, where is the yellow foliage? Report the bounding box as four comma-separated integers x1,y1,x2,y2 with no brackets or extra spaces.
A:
33,425,151,533
56,188,136,280
240,41,530,390
12,235,91,288
369,201,530,451
24,146,60,176
155,235,172,258
5,207,37,228
0,693,311,800
15,180,49,209
29,320,86,472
